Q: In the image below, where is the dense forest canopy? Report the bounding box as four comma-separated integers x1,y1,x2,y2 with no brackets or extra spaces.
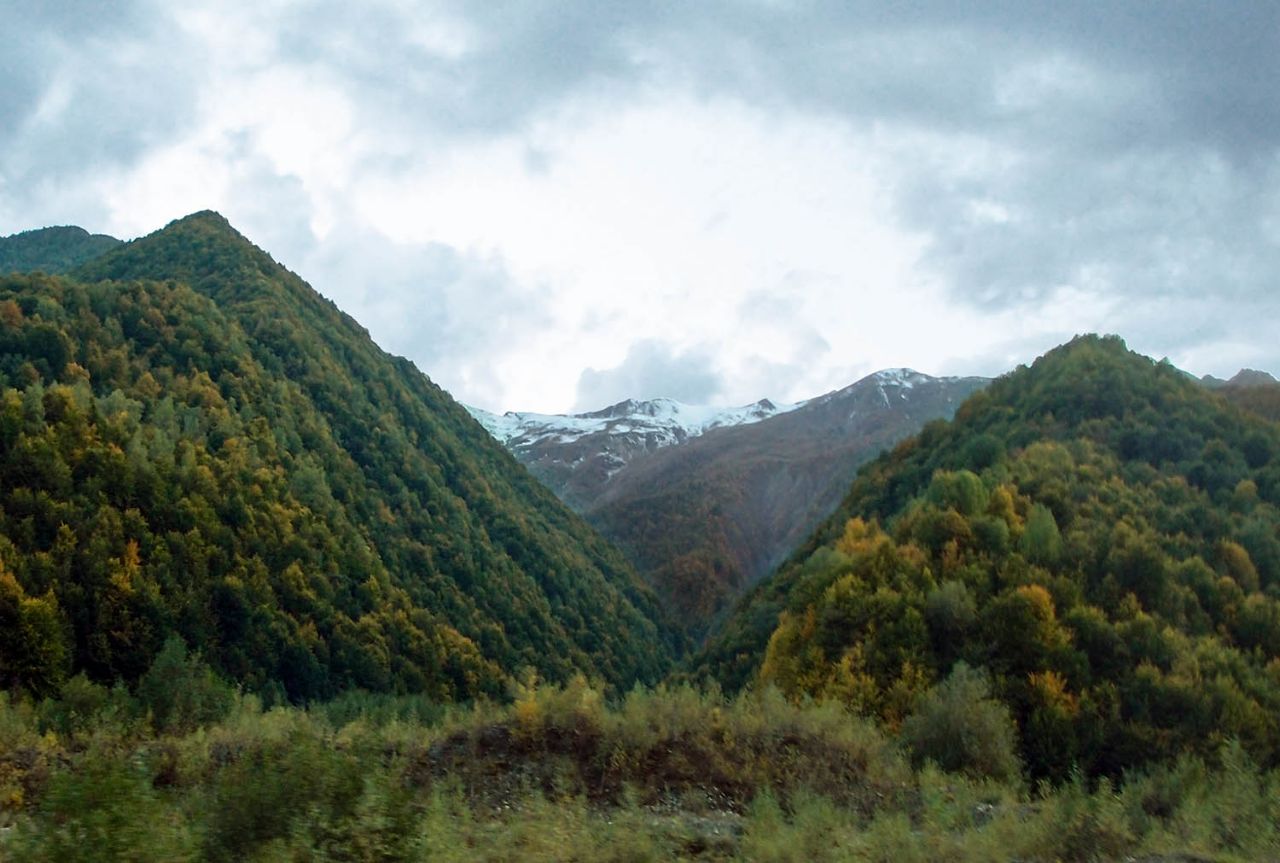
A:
0,212,673,704
699,335,1280,780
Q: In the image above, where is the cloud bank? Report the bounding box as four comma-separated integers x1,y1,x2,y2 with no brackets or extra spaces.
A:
3,2,1278,410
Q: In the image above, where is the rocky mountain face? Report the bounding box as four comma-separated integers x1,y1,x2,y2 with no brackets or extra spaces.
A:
473,369,988,638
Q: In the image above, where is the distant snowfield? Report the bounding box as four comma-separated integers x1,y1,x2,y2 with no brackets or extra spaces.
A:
465,395,801,449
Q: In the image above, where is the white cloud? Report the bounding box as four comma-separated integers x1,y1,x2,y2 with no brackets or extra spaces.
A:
576,340,723,409
342,96,967,409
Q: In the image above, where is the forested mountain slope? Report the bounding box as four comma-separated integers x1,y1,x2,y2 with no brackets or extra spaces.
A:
0,225,121,275
698,335,1280,779
0,212,671,703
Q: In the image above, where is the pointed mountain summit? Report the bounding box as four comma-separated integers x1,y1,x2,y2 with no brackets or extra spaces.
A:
1201,368,1278,390
76,211,324,309
698,334,1280,779
1217,368,1280,423
0,212,672,701
1227,369,1278,388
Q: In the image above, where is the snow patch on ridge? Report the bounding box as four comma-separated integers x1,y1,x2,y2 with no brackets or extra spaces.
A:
466,367,982,455
465,396,800,449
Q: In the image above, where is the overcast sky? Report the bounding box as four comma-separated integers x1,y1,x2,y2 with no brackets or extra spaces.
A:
3,2,1278,412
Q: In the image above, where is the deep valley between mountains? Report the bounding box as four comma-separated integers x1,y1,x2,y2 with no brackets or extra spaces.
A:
469,370,989,640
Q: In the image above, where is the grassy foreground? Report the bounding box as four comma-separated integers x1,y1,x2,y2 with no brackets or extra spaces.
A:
1,674,1277,861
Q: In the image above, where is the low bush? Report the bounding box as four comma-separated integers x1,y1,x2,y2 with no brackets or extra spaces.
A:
1,679,1277,861
899,662,1020,781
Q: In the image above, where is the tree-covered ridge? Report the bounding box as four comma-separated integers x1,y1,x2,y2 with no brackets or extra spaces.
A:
0,212,672,702
1220,378,1280,424
0,226,121,275
699,335,1280,779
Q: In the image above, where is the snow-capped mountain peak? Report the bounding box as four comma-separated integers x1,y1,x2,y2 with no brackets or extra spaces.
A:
466,368,990,513
871,367,926,388
466,396,798,450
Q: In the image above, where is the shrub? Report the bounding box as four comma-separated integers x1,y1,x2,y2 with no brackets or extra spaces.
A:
38,673,137,738
136,636,234,734
9,752,194,862
899,662,1020,781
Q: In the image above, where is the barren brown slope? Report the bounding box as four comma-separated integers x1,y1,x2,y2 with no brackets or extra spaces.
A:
585,371,988,639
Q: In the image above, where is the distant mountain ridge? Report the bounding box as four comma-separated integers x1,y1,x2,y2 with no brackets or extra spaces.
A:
1214,369,1280,423
1201,369,1279,389
473,369,989,637
470,395,794,448
0,225,122,275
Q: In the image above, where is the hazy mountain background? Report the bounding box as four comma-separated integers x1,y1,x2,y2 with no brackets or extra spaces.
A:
467,396,794,511
478,372,987,637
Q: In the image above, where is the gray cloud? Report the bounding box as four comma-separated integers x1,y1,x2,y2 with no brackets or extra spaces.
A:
575,340,724,410
271,1,660,136
263,2,1280,327
679,3,1280,156
4,1,1279,397
0,1,203,231
641,2,1280,373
